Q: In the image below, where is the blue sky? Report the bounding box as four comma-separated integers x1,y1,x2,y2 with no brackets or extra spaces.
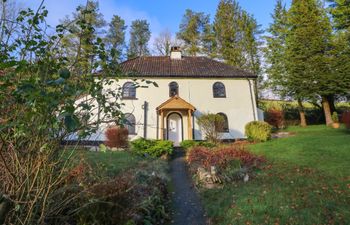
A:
22,0,291,47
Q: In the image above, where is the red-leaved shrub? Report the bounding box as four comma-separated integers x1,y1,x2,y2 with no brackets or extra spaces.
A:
341,111,350,129
266,109,285,129
104,126,129,148
187,146,265,170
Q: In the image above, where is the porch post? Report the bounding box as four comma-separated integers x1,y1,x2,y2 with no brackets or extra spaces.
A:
187,109,192,140
160,110,164,140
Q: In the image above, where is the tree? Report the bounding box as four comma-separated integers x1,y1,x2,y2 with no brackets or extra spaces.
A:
153,29,172,56
214,0,262,75
177,9,209,56
327,0,350,31
197,113,225,143
60,0,106,74
264,0,309,126
127,19,151,58
285,0,334,125
105,15,127,62
202,20,217,58
264,0,288,95
0,0,21,48
327,0,350,103
0,1,133,223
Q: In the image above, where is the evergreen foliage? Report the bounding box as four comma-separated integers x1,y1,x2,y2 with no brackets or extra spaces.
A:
127,19,151,58
105,15,127,62
177,9,211,56
214,0,262,75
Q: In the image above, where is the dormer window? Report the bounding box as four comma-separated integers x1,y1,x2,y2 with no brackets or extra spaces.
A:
169,82,179,97
213,82,226,98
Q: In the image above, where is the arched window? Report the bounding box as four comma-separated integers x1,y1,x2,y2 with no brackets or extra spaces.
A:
122,82,136,98
169,82,179,97
216,113,229,132
213,82,226,98
124,113,136,134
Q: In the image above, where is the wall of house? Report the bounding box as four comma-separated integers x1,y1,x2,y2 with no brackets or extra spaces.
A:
73,77,258,142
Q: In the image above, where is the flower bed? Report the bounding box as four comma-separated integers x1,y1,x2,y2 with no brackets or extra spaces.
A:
186,145,266,187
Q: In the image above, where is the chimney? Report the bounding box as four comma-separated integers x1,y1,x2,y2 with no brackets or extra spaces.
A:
170,46,182,60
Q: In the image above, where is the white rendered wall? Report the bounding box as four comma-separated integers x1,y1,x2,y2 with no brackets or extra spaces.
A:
72,78,258,142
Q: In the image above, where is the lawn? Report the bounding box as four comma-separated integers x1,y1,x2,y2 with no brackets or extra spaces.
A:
201,125,350,225
66,149,146,178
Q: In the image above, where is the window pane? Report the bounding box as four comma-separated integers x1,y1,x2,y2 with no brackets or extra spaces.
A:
169,82,179,97
123,82,136,98
216,113,229,132
124,113,136,134
213,82,226,98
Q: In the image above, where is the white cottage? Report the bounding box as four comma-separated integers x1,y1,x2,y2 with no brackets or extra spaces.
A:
83,47,259,145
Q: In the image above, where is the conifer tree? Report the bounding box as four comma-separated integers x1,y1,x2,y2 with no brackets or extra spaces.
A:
264,0,288,96
214,0,262,75
60,0,106,74
201,17,217,58
327,0,350,31
127,19,151,58
177,9,209,56
285,0,334,125
105,15,127,63
263,0,310,126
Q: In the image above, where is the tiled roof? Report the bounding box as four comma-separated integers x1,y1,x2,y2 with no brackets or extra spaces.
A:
120,56,256,78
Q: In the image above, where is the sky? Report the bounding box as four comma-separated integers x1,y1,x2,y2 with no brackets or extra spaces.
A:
21,0,292,49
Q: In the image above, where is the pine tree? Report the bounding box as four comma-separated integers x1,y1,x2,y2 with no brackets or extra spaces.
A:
285,0,334,125
127,19,151,59
263,0,309,125
328,0,350,102
214,0,245,66
214,0,262,74
60,1,106,73
177,9,209,56
264,0,288,96
201,16,217,58
327,0,350,31
105,15,127,63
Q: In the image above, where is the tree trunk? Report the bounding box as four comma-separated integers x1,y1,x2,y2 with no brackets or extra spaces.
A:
326,94,336,113
322,96,333,126
297,99,307,127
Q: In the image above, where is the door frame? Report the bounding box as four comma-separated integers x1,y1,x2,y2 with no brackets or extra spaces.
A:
166,112,184,142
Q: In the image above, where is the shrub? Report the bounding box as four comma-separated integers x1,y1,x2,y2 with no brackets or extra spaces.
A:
245,121,272,142
104,126,129,148
197,113,225,143
341,111,350,129
332,112,339,123
265,109,285,129
187,146,265,170
72,160,170,225
131,138,173,157
198,141,217,148
180,140,198,149
180,140,217,150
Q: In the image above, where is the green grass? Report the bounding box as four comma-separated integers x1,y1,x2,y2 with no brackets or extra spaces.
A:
70,150,144,178
201,125,350,225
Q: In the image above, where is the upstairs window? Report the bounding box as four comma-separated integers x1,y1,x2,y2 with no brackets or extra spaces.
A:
216,113,229,132
169,82,179,97
122,82,136,99
124,113,136,134
213,82,226,98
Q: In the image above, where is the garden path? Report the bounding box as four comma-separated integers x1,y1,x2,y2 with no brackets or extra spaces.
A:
169,148,207,225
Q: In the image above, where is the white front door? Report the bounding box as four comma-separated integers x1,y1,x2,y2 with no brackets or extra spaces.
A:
167,113,182,146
